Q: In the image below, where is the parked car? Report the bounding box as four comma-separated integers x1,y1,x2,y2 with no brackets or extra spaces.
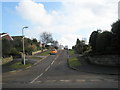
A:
50,49,57,55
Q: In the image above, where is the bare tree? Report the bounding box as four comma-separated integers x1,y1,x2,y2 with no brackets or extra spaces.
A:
40,32,53,45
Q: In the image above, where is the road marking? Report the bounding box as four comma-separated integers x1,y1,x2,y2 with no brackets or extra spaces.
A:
45,66,50,71
31,78,118,84
51,60,55,65
30,54,60,84
90,79,101,82
55,55,59,60
36,81,42,83
33,55,49,66
46,80,56,83
60,80,70,82
76,79,86,82
30,73,43,83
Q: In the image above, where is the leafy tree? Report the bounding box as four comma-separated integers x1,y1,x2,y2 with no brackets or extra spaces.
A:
96,31,113,54
13,37,23,52
72,46,75,49
89,30,100,53
32,38,41,50
24,38,39,54
111,20,120,34
74,38,87,54
74,38,81,53
9,48,21,58
32,38,38,44
2,39,13,57
111,20,120,54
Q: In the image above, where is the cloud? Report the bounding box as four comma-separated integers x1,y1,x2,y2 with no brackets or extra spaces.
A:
16,0,118,48
16,0,53,26
58,34,82,48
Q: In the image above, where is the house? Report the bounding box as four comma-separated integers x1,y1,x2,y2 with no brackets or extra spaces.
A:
0,33,13,40
12,36,23,40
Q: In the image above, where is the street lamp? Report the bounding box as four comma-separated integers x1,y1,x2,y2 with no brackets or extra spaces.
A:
22,26,28,65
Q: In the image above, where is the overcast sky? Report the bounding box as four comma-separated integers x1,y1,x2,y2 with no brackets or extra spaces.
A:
1,0,119,48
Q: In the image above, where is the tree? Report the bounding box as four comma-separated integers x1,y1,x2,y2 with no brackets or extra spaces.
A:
2,39,13,57
74,38,81,53
74,38,86,54
13,37,23,52
32,38,41,50
9,48,21,58
89,30,100,53
96,31,113,54
111,20,120,54
111,20,120,34
40,32,53,45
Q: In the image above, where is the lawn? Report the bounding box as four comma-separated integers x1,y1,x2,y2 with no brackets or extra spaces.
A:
26,56,42,60
39,50,50,56
10,61,32,69
68,49,75,55
68,57,81,67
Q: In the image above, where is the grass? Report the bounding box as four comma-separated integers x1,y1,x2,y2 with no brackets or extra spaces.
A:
68,57,81,67
26,56,42,60
68,49,75,55
10,61,32,69
40,50,50,56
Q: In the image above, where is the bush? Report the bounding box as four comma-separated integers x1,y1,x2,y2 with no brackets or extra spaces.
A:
10,48,21,58
2,39,13,57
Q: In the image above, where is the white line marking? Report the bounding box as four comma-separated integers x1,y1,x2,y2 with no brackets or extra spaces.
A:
30,73,43,83
60,80,70,82
76,79,86,82
46,80,56,82
55,55,59,60
90,79,101,82
33,55,49,65
45,66,50,71
51,60,55,65
36,81,42,83
30,54,59,84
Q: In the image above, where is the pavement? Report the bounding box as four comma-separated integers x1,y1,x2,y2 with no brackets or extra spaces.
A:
68,54,119,75
2,54,49,73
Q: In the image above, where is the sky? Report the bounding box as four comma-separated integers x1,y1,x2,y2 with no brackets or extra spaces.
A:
1,0,119,49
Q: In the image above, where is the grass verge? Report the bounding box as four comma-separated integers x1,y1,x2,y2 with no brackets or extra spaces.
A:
68,57,81,67
26,56,42,60
68,49,75,55
40,50,50,56
10,61,32,69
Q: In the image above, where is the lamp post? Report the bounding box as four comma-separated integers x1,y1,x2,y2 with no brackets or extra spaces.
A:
22,26,28,65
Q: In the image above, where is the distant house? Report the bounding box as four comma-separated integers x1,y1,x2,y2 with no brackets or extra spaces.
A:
0,33,13,40
12,36,23,40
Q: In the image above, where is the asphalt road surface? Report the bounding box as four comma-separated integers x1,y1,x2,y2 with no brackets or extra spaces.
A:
2,50,118,88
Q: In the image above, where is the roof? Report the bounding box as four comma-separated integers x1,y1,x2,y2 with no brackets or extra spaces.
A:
0,33,13,40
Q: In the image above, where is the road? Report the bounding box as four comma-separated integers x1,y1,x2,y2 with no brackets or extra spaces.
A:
2,50,118,88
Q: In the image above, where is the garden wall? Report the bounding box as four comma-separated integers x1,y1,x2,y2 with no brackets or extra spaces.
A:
88,55,120,66
2,56,13,65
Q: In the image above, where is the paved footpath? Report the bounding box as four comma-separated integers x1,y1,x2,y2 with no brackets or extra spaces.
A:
69,54,119,75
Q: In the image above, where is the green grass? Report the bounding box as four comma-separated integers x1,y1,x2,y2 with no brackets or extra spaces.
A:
26,56,42,60
68,49,75,55
68,57,81,67
10,61,32,69
40,50,50,56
